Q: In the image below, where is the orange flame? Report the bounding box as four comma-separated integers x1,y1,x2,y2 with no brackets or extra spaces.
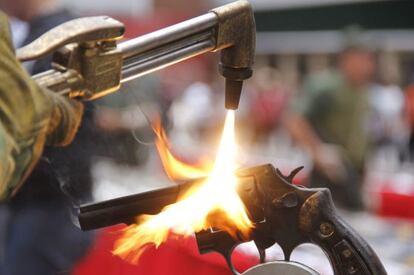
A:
152,118,211,180
113,111,253,262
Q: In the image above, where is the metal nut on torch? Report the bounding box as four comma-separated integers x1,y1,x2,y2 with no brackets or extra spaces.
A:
211,0,256,110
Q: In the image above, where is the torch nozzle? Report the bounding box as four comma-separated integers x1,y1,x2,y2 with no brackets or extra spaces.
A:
225,79,243,110
212,0,255,110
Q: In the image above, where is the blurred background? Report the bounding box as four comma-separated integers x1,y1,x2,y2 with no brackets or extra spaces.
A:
1,0,414,274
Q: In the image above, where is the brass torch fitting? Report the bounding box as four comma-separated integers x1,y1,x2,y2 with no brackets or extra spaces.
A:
211,0,256,109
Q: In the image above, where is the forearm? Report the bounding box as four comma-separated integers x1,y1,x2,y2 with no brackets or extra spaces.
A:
0,13,52,199
0,67,51,200
0,12,83,200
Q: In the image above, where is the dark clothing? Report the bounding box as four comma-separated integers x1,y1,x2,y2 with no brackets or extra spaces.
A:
5,204,92,275
24,9,74,76
2,9,95,275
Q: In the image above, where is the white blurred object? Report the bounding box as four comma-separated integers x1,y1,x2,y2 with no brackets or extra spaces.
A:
8,17,36,72
368,84,407,148
8,17,29,48
369,84,404,126
171,82,214,130
168,82,218,155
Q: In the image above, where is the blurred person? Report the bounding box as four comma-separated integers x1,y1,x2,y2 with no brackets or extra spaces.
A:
287,37,376,210
0,1,96,274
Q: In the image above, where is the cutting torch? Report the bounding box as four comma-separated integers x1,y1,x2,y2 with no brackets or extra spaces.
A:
17,0,255,109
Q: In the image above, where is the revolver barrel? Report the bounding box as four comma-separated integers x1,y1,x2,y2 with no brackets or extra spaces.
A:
78,179,202,231
77,166,261,231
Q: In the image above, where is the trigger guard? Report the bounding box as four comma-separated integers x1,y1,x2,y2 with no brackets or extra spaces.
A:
258,248,266,263
221,243,267,275
220,251,241,275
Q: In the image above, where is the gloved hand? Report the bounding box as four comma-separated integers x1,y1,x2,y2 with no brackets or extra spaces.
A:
0,12,84,200
44,89,84,146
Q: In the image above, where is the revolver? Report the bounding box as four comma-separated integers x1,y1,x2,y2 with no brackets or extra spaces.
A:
78,164,387,275
17,0,255,110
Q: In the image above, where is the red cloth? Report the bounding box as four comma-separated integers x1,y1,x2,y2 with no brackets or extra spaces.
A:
74,226,258,275
375,190,414,220
368,178,414,221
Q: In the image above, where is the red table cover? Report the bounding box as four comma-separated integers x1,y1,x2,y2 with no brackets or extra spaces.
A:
74,226,258,275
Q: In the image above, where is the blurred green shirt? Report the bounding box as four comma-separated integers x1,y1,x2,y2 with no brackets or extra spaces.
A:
292,70,370,170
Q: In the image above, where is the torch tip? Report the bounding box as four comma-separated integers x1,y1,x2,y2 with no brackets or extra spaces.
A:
225,79,243,110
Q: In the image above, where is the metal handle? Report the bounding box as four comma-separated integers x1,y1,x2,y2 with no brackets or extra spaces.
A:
16,16,124,62
300,190,387,275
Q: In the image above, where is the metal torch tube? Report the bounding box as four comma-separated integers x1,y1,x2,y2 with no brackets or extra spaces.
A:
120,35,215,82
33,69,83,96
119,12,218,82
119,13,217,60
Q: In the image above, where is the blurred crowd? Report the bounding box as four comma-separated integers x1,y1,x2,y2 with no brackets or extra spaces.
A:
1,0,414,274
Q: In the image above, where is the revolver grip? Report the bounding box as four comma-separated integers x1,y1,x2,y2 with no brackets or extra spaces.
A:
299,190,387,275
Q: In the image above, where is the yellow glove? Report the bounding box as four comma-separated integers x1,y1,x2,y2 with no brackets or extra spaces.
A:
0,12,84,200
